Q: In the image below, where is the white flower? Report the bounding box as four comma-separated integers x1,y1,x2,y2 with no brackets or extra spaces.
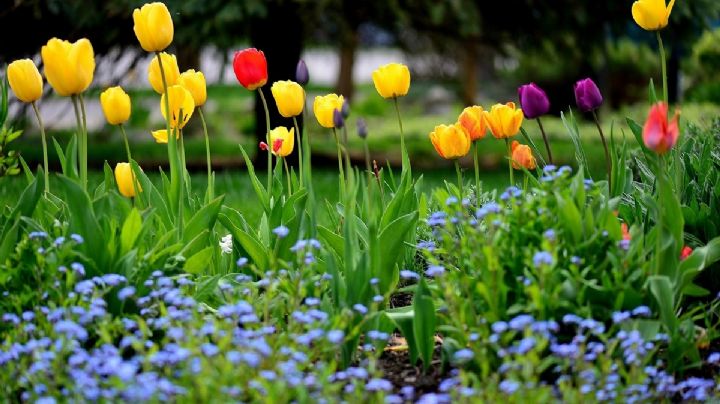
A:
219,234,232,255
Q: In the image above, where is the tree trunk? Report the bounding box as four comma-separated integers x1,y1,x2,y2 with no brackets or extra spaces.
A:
336,31,358,100
461,41,478,106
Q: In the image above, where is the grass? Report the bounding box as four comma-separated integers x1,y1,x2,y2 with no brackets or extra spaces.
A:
0,168,510,226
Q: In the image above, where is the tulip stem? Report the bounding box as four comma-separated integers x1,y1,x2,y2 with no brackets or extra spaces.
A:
332,128,346,193
657,31,668,105
156,51,182,239
119,124,132,163
198,108,213,200
656,155,665,276
454,160,463,199
293,116,303,188
536,117,553,164
283,157,292,194
31,102,49,194
504,138,514,186
78,94,88,191
70,96,84,186
363,140,372,183
592,110,612,192
258,87,273,198
472,141,480,207
393,97,409,172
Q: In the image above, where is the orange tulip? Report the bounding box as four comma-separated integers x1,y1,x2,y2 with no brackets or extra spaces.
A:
510,141,536,170
458,106,487,141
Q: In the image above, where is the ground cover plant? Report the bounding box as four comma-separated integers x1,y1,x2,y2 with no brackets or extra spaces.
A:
1,1,720,402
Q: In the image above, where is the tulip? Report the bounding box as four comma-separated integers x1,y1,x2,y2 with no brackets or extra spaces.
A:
7,59,43,103
233,48,268,91
270,80,305,118
574,78,603,112
457,106,487,141
429,124,471,160
269,127,295,157
621,223,631,241
341,102,350,119
680,246,692,260
518,83,553,163
372,63,410,99
133,2,174,52
642,102,679,155
313,94,344,128
114,163,141,198
518,83,550,119
333,109,344,129
177,70,207,107
510,141,536,170
41,38,95,97
148,52,179,94
632,0,675,31
100,87,131,125
160,85,195,129
483,102,524,139
151,129,179,144
357,118,368,139
296,59,309,86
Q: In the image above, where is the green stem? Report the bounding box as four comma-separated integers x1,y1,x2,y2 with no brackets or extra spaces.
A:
199,108,213,200
119,124,132,163
505,138,514,186
78,94,88,191
258,87,273,197
393,97,409,172
31,102,49,194
455,159,463,199
363,140,372,183
592,110,612,193
283,157,292,194
332,127,345,193
472,141,480,206
656,156,664,275
70,96,83,181
536,117,553,164
155,51,182,238
657,31,668,105
293,116,303,188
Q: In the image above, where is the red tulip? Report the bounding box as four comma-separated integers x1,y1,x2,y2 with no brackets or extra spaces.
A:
680,246,692,260
642,102,679,155
233,48,268,90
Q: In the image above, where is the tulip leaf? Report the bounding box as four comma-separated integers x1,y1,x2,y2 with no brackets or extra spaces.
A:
184,246,215,275
239,145,269,213
413,278,436,371
183,195,225,244
120,208,143,254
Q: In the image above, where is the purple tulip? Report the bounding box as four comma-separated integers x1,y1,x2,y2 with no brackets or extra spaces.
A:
296,59,309,86
333,108,344,128
574,78,603,112
357,118,368,139
518,83,550,119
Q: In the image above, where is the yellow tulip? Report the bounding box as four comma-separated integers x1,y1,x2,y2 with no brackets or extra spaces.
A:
114,162,141,197
458,106,487,141
177,69,207,107
271,80,305,118
7,59,43,103
151,129,179,144
510,141,537,170
160,85,195,129
429,124,471,160
313,94,344,128
148,52,179,94
372,63,410,99
483,102,524,139
100,86,131,125
133,2,174,52
41,38,95,97
632,0,675,31
269,126,295,157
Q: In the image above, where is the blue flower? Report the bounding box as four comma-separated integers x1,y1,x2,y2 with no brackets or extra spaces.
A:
445,196,458,206
707,352,720,365
29,231,48,240
509,314,534,331
236,257,249,267
499,379,520,394
366,378,393,392
425,265,445,277
71,262,85,277
326,330,344,344
612,311,631,324
491,321,508,334
53,236,66,246
532,251,553,267
272,225,290,238
631,306,651,317
352,304,368,314
453,348,474,362
427,211,447,227
400,270,420,280
117,286,136,300
70,234,84,244
543,229,556,241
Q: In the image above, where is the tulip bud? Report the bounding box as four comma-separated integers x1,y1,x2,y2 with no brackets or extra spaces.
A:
357,118,368,139
642,102,679,155
7,59,43,103
510,141,537,170
341,102,350,118
132,2,174,52
680,246,693,260
429,124,471,160
148,52,180,95
632,0,675,31
114,163,141,198
270,80,305,118
313,94,344,128
296,59,309,86
100,86,131,125
41,38,95,97
333,109,345,128
233,48,268,91
268,126,295,157
574,78,603,112
372,63,411,99
518,83,550,119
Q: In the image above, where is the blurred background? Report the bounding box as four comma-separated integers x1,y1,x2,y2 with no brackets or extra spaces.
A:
1,0,720,176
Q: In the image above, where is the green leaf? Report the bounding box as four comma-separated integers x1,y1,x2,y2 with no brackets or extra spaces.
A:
387,306,419,364
413,278,436,371
318,226,344,258
183,195,225,244
239,145,269,213
120,208,142,253
57,176,106,273
219,215,269,271
556,192,583,243
648,275,677,333
184,246,214,275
